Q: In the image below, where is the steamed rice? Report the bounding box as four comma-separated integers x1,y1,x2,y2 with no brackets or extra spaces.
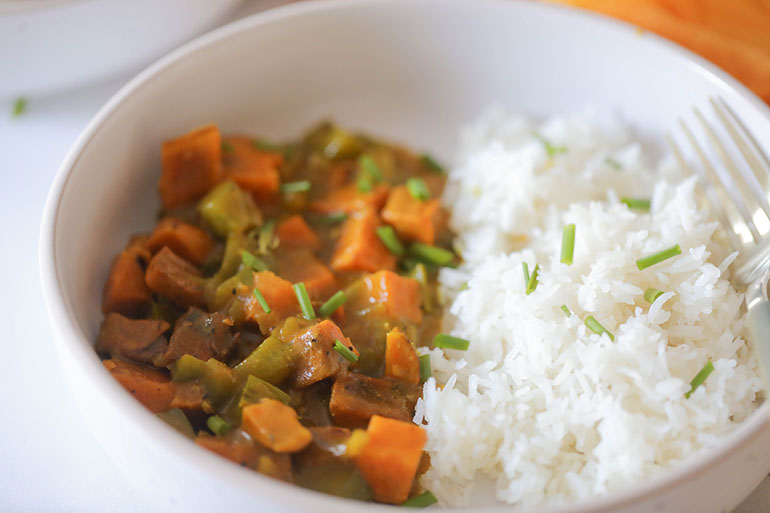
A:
416,109,764,508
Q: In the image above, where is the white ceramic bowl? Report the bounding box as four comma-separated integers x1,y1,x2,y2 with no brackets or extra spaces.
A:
0,0,244,98
40,1,770,512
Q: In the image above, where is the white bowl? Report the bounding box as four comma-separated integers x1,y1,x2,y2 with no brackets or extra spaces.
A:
0,0,244,98
40,0,770,512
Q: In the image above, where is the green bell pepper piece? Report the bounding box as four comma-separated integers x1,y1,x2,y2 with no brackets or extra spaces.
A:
198,180,262,238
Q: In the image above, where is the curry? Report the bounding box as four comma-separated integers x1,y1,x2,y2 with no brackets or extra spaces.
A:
95,122,454,505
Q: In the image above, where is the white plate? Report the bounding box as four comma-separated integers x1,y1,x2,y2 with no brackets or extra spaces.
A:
40,1,770,512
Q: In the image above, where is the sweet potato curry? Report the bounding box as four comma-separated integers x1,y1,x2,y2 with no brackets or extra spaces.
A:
96,122,455,506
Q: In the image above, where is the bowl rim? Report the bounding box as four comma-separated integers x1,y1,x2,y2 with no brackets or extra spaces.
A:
39,0,770,511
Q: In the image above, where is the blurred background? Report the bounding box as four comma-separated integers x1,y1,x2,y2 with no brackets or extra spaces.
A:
0,0,768,511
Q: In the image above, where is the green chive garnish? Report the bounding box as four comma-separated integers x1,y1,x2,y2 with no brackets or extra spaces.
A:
525,264,540,295
241,250,268,271
253,139,280,152
281,180,311,194
561,224,576,265
333,339,358,363
321,212,347,225
206,415,232,436
357,173,373,192
421,154,445,174
221,141,234,153
433,334,469,351
11,97,26,118
522,262,530,285
621,198,651,210
585,315,614,341
419,354,431,384
406,177,431,201
535,133,567,157
685,360,715,398
409,243,454,266
253,288,271,314
293,282,315,320
636,244,682,270
561,305,572,317
376,225,405,256
644,288,665,303
319,290,347,317
359,154,383,181
402,490,438,508
605,157,622,170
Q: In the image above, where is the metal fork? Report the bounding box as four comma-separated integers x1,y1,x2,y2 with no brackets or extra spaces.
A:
666,97,770,385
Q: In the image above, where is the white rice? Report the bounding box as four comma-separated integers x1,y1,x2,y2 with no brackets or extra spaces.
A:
415,108,764,508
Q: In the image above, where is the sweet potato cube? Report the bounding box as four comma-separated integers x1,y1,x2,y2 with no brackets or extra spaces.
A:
242,399,313,453
289,319,358,388
196,433,292,481
355,415,427,504
96,313,169,366
384,328,420,385
159,124,223,209
242,271,300,333
331,208,396,273
102,241,153,317
309,183,389,215
145,247,206,309
381,185,443,245
361,270,422,324
329,372,420,428
276,251,337,301
147,217,215,266
222,136,282,203
276,215,320,251
103,359,176,413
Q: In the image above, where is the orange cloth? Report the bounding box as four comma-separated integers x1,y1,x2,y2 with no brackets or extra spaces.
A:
549,0,770,104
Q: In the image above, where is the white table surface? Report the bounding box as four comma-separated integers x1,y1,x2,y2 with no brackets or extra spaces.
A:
1,3,769,512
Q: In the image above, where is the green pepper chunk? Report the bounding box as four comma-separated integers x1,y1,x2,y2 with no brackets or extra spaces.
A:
238,375,291,407
234,336,295,385
198,180,262,238
169,354,207,382
157,408,194,439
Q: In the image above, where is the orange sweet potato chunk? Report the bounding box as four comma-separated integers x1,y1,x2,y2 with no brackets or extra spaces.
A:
144,247,206,309
381,185,443,245
276,215,320,251
159,124,223,209
384,328,420,385
276,250,337,302
102,239,152,317
103,359,176,413
147,217,215,266
242,271,300,333
355,415,427,504
222,136,282,203
309,183,389,215
242,399,313,453
362,270,422,324
331,208,396,273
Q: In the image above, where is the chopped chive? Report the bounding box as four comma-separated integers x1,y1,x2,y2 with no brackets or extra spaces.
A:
584,315,614,341
409,243,454,266
406,177,431,201
419,354,431,384
319,290,347,317
333,339,358,363
421,154,445,174
560,224,576,265
258,219,277,253
376,225,405,256
525,264,540,295
402,490,438,508
321,212,347,225
357,173,373,192
206,415,232,436
433,333,469,351
221,141,234,153
522,262,530,285
293,282,315,320
621,197,651,210
644,288,665,303
534,133,567,157
358,154,383,181
11,97,26,118
281,180,311,194
561,305,572,317
253,139,280,152
685,360,715,398
241,250,268,271
636,244,682,270
605,157,622,170
253,288,271,314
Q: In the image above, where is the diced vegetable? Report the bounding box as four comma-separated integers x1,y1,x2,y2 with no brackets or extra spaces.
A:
145,247,207,309
241,250,269,272
276,251,337,302
329,372,421,428
359,154,384,182
433,334,469,351
385,328,420,385
147,217,216,266
157,408,195,439
584,315,615,341
198,180,262,238
636,244,682,270
331,208,397,273
102,240,152,317
159,124,222,209
381,186,444,245
96,313,169,366
276,215,321,251
169,354,207,382
288,319,358,387
309,183,390,215
350,270,423,325
103,359,177,413
686,360,715,398
234,335,295,385
206,414,232,436
560,224,575,265
241,271,300,333
196,432,292,480
281,180,312,194
418,354,431,384
402,491,438,508
239,375,291,406
355,415,427,504
162,307,236,364
242,399,313,452
222,136,282,203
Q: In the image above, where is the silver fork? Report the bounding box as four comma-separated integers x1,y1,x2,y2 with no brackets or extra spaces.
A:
666,97,770,385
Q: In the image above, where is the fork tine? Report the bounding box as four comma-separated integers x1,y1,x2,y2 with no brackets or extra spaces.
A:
665,131,742,251
686,111,762,242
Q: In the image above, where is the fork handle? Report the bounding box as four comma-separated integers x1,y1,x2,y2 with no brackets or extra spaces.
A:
747,297,770,386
